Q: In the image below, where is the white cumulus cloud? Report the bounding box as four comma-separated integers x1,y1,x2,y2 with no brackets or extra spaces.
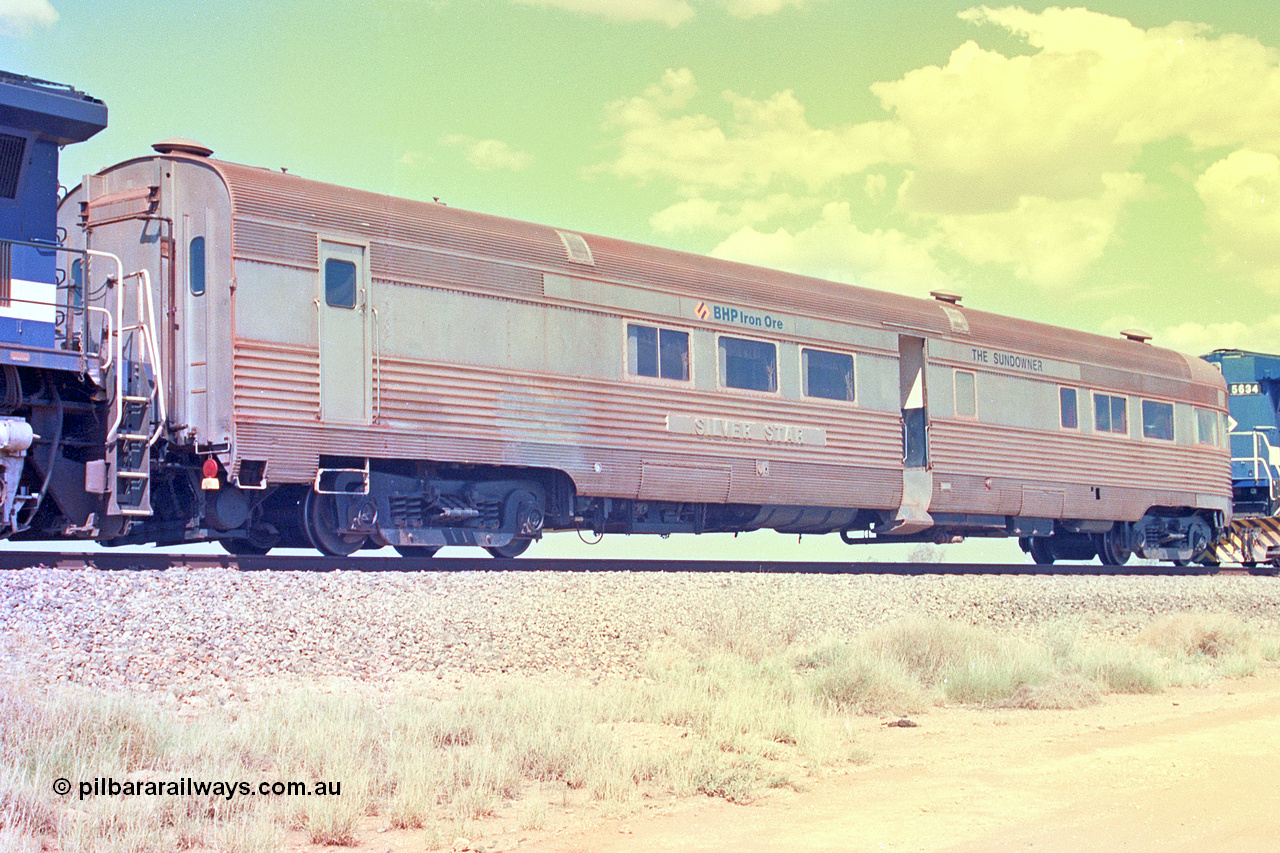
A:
0,0,58,36
596,9,1280,293
597,67,908,195
710,202,954,297
719,0,817,18
930,171,1149,290
511,0,695,26
511,0,818,25
1102,314,1280,359
1196,150,1280,290
440,135,534,172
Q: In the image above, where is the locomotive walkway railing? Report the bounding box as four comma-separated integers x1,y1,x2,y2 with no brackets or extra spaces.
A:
1229,428,1278,501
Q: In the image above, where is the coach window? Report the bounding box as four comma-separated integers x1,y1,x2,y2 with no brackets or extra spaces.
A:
1195,407,1219,446
954,370,977,418
1059,387,1078,429
1142,400,1174,441
1094,393,1127,435
627,323,689,381
719,336,777,393
189,237,206,296
802,348,854,401
324,258,357,309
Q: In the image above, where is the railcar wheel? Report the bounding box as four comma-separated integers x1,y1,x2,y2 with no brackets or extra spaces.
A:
1025,537,1055,565
1093,527,1132,567
219,524,279,556
394,546,440,558
485,538,531,559
302,491,366,557
220,538,272,556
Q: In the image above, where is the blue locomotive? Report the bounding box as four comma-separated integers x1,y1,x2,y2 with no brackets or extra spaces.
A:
1202,349,1280,567
0,72,107,537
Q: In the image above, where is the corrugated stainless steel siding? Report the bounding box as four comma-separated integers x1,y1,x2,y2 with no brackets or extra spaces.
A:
231,346,904,508
382,358,900,466
233,340,319,423
928,418,1229,520
372,243,542,299
235,219,318,270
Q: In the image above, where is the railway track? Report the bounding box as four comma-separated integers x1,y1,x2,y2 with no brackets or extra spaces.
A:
0,550,1258,575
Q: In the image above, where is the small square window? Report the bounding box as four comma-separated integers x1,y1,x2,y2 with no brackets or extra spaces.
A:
324,258,357,309
1094,393,1127,435
720,336,777,392
659,329,689,381
803,348,854,401
627,323,689,381
1142,400,1174,441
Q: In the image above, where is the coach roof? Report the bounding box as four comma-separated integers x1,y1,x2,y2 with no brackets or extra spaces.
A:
139,150,1216,392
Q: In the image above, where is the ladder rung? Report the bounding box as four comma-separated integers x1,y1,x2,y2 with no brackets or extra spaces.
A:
119,433,151,441
122,395,150,403
115,508,152,516
116,471,149,480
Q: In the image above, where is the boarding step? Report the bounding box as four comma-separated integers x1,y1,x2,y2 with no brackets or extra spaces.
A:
106,358,155,517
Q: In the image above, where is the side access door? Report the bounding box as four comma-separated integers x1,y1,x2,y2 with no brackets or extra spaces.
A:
317,240,372,424
894,334,933,533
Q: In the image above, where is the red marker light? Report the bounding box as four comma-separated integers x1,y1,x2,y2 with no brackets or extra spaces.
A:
201,458,221,491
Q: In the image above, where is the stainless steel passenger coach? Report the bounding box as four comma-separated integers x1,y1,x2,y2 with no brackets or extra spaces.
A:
54,140,1231,564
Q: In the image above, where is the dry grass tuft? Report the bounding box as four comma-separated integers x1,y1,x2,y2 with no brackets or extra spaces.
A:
1136,613,1255,659
3,610,1276,850
995,673,1103,710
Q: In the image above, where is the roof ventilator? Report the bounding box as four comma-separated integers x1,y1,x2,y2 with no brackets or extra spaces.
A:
556,230,594,266
930,289,969,334
151,138,214,157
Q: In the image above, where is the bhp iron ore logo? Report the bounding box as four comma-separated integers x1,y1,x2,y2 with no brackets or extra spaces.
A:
695,300,783,331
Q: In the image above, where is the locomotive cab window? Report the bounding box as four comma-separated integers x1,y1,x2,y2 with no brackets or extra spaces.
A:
1142,400,1174,441
802,348,854,401
1060,387,1078,429
954,370,977,418
719,336,777,393
324,258,357,309
189,236,206,296
627,323,689,381
1094,393,1127,435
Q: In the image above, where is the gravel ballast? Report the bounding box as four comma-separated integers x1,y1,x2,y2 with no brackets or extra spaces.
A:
3,568,1279,703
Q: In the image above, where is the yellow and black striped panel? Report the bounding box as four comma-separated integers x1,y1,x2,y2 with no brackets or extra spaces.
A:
1210,516,1280,564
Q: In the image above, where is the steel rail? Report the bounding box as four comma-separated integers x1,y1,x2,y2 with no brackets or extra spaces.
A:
0,550,1247,576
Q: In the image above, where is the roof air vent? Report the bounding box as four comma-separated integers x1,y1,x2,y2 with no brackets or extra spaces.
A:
152,138,214,157
556,230,594,266
930,289,962,305
1121,329,1153,344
